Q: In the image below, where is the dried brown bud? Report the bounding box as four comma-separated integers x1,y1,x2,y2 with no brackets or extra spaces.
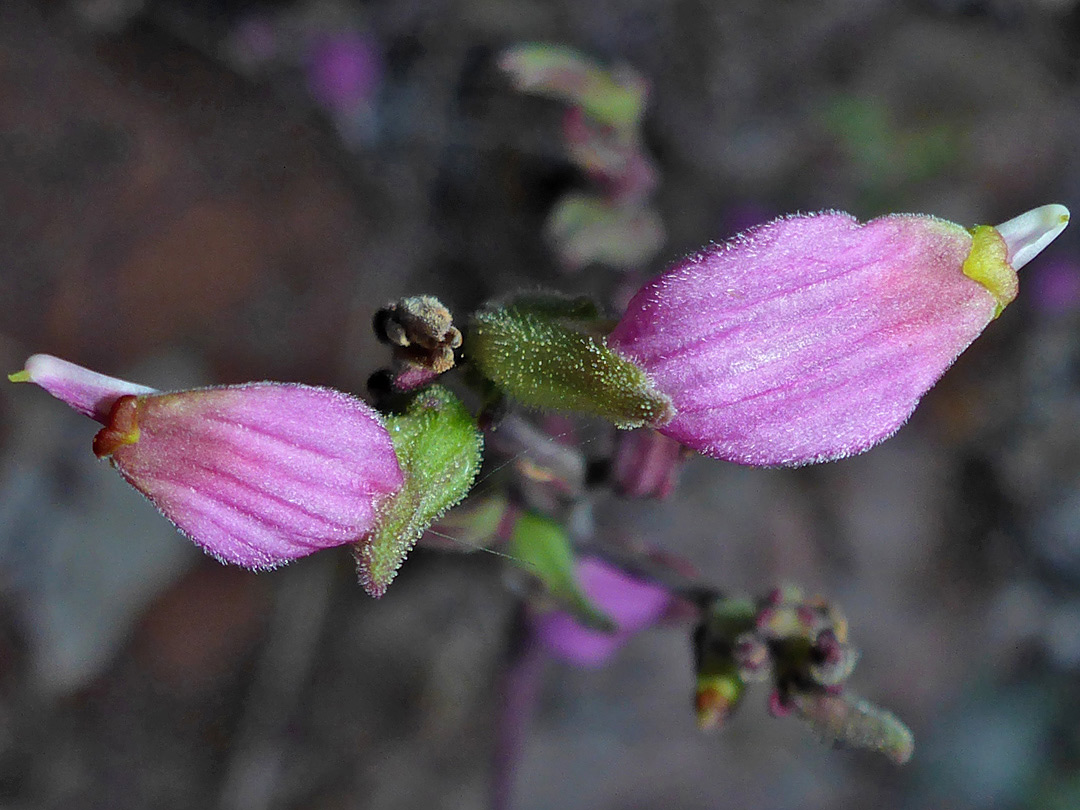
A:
374,296,463,374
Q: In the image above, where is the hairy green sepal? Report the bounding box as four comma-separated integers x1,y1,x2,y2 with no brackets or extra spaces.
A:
468,297,672,428
508,511,614,631
791,693,914,765
355,386,483,597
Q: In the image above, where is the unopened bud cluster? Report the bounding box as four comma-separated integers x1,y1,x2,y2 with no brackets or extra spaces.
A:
695,586,913,764
751,586,858,694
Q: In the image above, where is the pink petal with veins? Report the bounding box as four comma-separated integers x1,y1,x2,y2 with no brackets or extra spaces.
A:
14,356,404,569
609,208,1067,466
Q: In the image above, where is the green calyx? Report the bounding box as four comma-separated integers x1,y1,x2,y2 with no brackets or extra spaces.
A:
467,295,673,428
962,225,1018,319
355,386,484,597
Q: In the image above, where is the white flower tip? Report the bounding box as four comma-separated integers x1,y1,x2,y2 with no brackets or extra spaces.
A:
7,355,63,384
994,204,1070,271
20,353,67,384
12,354,156,422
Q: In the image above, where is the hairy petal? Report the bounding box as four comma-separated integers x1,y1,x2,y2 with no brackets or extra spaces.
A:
609,212,1009,465
108,384,404,569
12,354,406,571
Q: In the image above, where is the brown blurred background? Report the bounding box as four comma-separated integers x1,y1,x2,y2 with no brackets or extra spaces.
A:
2,1,1080,808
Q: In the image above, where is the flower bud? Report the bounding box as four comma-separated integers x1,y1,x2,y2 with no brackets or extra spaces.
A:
732,632,772,682
608,205,1069,466
546,194,666,272
695,670,744,731
11,355,482,597
498,43,648,131
11,354,403,570
808,628,859,686
529,554,673,668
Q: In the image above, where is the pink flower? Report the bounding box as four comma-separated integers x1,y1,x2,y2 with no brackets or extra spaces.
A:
532,557,673,668
1028,258,1080,316
11,355,403,569
611,428,687,499
608,205,1069,466
306,31,382,114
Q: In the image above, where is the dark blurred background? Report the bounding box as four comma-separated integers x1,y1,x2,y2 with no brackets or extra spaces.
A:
2,1,1080,808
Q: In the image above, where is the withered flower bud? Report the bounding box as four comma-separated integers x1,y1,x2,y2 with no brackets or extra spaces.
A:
374,295,463,375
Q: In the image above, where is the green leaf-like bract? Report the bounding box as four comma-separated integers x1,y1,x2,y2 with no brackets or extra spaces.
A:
355,387,483,597
508,511,614,631
468,300,673,428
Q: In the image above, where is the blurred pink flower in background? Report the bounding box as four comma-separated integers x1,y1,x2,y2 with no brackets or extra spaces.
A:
561,107,659,204
306,30,383,115
611,428,687,499
532,556,674,667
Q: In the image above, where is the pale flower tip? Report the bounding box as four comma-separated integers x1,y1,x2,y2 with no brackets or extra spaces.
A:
15,354,157,423
994,203,1070,271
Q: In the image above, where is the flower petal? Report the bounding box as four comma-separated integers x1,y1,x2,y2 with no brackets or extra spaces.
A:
10,354,155,423
994,204,1070,271
108,383,404,569
609,211,1019,466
